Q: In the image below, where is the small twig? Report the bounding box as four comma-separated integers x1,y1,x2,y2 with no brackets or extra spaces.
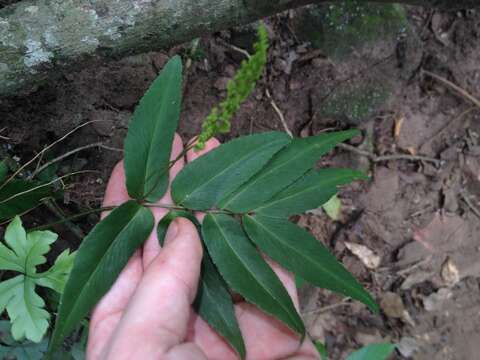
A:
302,298,351,315
30,206,115,231
0,127,10,140
397,257,432,276
0,170,95,205
33,149,46,176
217,38,251,59
98,144,123,152
266,89,293,138
31,142,103,179
43,200,84,239
420,107,477,149
0,120,104,191
423,70,480,109
338,143,443,167
460,191,480,218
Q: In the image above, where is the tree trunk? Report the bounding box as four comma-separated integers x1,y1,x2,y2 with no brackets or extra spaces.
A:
0,0,477,97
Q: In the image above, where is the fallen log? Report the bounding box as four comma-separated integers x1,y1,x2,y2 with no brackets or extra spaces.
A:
0,0,477,97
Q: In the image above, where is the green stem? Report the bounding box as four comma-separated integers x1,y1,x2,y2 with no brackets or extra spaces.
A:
143,204,188,211
141,138,198,201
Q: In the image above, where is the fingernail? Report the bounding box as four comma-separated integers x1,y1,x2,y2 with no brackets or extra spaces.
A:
164,219,179,245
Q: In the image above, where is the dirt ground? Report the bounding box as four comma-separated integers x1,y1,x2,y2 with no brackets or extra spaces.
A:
1,4,480,360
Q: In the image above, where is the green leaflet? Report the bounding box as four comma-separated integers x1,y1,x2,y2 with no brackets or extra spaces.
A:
194,255,246,359
156,210,198,247
323,194,342,220
0,217,74,343
172,132,291,210
346,343,396,360
0,321,48,359
243,215,378,312
202,214,304,336
124,56,183,202
314,341,328,360
35,250,76,294
48,201,154,354
0,180,53,221
254,168,367,217
219,130,359,212
157,211,245,358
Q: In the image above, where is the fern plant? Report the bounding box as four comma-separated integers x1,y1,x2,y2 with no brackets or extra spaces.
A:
45,27,378,358
0,217,75,343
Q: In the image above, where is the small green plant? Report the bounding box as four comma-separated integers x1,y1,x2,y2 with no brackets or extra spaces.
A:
314,341,396,360
43,27,378,358
346,343,396,360
0,160,56,223
0,320,48,360
0,217,75,343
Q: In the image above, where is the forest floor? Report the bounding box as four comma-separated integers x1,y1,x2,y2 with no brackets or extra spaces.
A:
1,3,480,360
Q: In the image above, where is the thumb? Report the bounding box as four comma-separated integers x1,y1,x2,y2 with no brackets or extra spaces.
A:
103,218,203,358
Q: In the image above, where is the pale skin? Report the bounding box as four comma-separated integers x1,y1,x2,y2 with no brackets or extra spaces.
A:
86,134,319,360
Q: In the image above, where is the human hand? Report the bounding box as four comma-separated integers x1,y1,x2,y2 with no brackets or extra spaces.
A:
86,134,318,360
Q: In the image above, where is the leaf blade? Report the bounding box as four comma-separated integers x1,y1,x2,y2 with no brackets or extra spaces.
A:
0,217,66,343
243,215,378,312
0,180,53,222
48,201,154,353
157,211,245,358
172,132,290,210
195,255,246,358
255,168,367,217
124,56,183,201
202,214,304,336
35,250,76,294
7,276,50,343
345,343,396,360
219,130,359,212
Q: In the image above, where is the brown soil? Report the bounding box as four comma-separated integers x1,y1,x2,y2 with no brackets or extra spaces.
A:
1,5,480,360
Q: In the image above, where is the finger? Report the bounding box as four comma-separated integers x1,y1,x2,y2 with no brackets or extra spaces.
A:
186,137,220,222
101,161,130,210
142,133,185,269
164,343,208,360
88,161,143,359
104,218,203,357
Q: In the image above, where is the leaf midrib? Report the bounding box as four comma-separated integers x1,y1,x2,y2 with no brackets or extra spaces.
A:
255,173,354,213
22,277,44,336
210,215,299,328
180,138,286,204
61,206,144,331
139,70,177,196
248,216,364,296
221,142,315,209
200,275,237,338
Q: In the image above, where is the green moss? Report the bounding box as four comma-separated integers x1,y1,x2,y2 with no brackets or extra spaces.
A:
321,81,389,125
296,1,408,59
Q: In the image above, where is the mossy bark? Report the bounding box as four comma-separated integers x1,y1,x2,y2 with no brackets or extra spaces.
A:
0,0,477,97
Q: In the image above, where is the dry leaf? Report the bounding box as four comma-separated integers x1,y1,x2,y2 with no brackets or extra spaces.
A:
344,242,381,269
441,257,460,286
